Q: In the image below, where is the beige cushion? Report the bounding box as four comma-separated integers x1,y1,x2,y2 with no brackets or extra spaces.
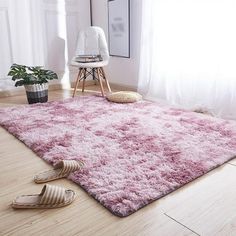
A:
106,91,142,103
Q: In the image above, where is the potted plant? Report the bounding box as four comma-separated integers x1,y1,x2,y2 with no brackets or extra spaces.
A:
8,64,58,104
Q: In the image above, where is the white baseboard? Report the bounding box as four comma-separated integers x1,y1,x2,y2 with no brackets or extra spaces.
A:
109,82,137,92
0,80,97,98
0,79,137,98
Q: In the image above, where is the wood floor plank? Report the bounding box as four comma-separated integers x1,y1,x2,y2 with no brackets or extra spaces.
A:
228,158,236,166
163,164,236,236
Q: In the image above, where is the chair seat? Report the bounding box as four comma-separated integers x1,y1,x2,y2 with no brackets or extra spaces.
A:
72,26,111,97
71,57,109,68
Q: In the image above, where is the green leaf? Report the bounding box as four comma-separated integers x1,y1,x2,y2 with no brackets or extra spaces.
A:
8,63,58,86
15,80,25,87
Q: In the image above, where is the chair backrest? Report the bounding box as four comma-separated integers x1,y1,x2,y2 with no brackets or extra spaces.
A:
75,26,109,62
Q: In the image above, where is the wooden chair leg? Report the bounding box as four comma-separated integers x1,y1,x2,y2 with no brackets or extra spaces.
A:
100,67,111,92
82,68,87,92
96,68,105,97
73,68,84,97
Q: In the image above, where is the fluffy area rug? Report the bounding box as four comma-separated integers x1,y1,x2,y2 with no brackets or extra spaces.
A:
1,95,236,217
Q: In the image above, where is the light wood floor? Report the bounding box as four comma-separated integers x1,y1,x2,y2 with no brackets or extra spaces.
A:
1,86,236,236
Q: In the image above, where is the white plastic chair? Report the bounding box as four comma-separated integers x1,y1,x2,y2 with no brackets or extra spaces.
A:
71,26,111,97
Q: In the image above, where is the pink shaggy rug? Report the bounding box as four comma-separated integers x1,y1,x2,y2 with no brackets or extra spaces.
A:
1,96,236,217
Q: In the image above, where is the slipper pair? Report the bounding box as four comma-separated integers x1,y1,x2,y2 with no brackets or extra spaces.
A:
12,160,84,209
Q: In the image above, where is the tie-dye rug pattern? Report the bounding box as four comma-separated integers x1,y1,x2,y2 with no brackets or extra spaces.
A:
0,95,236,217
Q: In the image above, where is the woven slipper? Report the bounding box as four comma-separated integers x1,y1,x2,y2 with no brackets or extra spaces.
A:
34,160,84,184
12,184,76,209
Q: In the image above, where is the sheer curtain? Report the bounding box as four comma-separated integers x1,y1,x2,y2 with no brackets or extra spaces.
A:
138,0,236,120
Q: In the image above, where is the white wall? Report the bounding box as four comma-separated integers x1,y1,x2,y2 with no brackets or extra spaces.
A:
0,0,90,91
91,0,142,89
0,0,142,91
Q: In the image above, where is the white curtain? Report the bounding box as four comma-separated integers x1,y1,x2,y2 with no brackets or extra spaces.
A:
138,0,236,120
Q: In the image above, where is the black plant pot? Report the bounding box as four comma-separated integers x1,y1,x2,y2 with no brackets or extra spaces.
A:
24,84,48,104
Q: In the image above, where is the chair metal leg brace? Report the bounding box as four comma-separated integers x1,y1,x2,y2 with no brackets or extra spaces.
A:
82,68,86,92
72,67,112,97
